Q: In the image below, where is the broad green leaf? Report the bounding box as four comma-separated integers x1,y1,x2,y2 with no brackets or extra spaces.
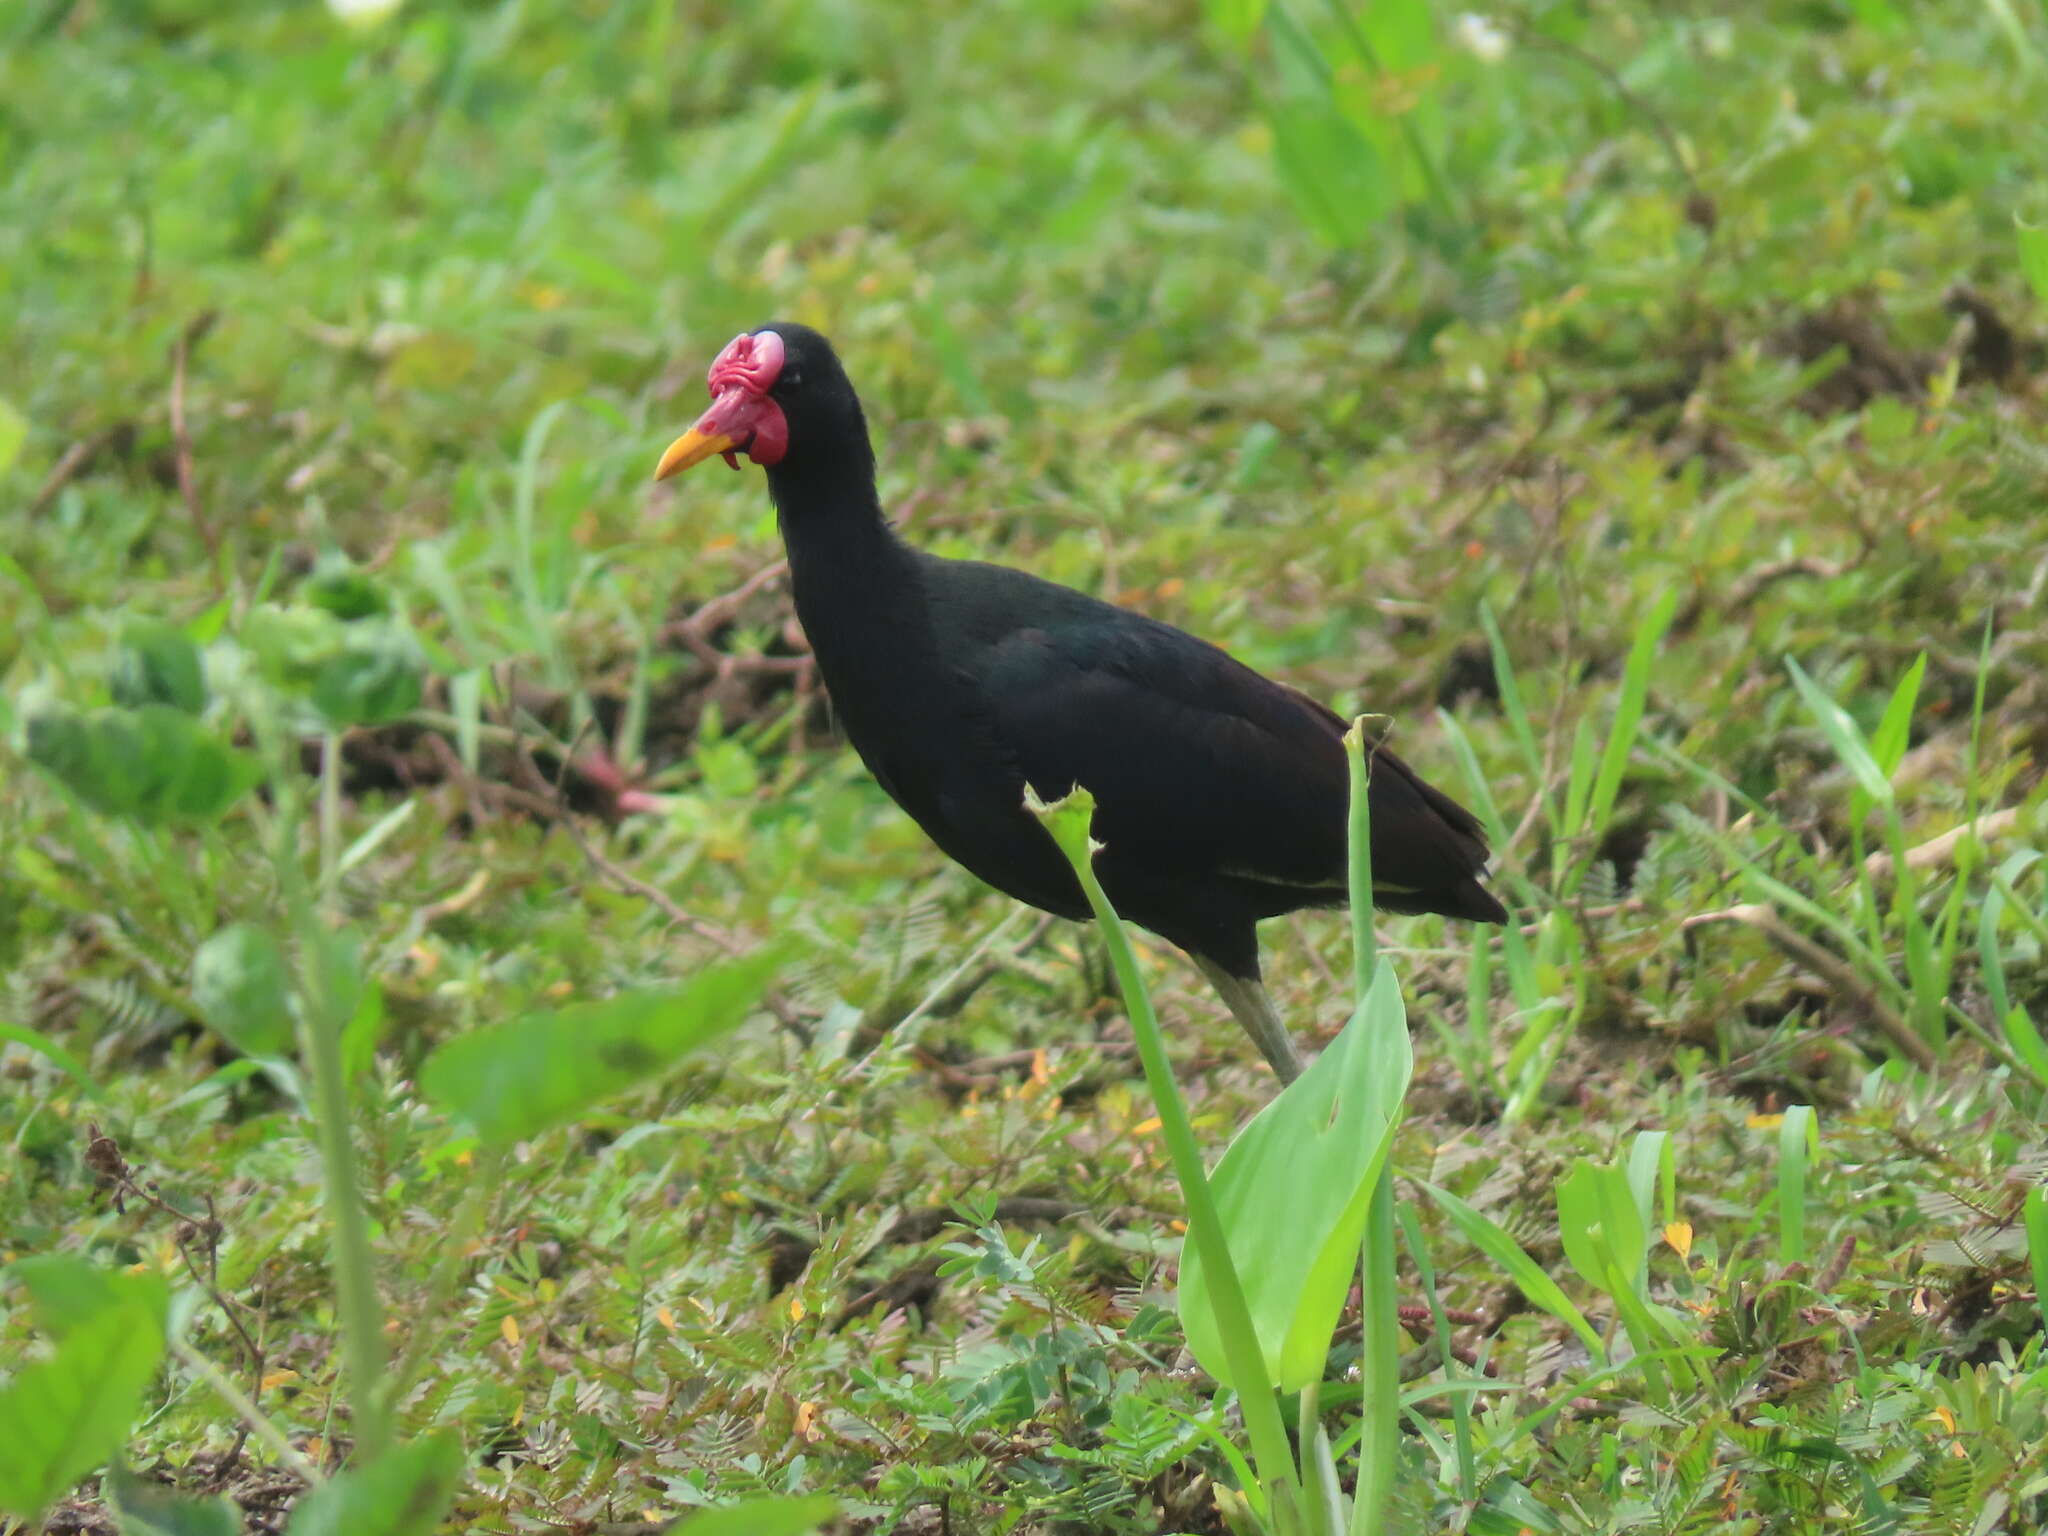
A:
1786,657,1890,805
283,1434,462,1536
4,1257,166,1342
1556,1159,1647,1299
302,554,392,621
418,948,786,1145
671,1495,839,1536
192,925,295,1058
1264,97,1392,247
106,1463,242,1536
0,1269,168,1519
1624,1131,1670,1232
24,704,258,825
243,604,349,691
137,707,262,823
111,622,207,716
2022,217,2048,305
1422,1183,1604,1355
1468,1475,1563,1535
312,625,424,727
1179,963,1413,1392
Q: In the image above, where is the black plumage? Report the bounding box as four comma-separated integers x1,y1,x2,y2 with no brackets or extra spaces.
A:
655,323,1506,1080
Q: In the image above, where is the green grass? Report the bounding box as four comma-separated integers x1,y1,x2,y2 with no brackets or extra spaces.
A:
6,0,2048,1531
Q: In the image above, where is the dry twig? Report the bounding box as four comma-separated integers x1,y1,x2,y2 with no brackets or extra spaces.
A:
169,310,221,562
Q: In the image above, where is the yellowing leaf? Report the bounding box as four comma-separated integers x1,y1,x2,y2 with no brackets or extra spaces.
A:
1131,1116,1162,1136
788,1295,806,1324
1664,1221,1694,1259
1747,1112,1785,1129
500,1315,521,1347
656,1307,676,1331
260,1369,299,1392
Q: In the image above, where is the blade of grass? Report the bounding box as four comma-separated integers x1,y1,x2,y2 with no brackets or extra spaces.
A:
1777,1105,1816,1267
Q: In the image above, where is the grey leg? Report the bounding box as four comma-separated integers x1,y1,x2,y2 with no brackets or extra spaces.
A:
1192,955,1305,1084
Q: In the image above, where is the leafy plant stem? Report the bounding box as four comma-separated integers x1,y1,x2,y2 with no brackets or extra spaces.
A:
320,728,343,906
274,717,392,1460
1032,789,1298,1517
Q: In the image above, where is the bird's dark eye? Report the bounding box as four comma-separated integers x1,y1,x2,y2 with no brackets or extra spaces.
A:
778,370,802,392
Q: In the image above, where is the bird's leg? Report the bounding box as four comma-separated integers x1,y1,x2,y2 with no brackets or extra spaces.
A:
1192,956,1305,1085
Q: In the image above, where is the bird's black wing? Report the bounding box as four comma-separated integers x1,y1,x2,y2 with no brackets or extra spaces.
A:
932,562,1493,903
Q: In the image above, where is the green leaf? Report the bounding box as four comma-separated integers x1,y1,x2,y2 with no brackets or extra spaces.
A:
1785,656,1891,805
418,948,786,1145
0,1023,108,1100
106,1463,243,1536
1777,1105,1817,1267
1556,1158,1647,1300
4,1258,168,1342
111,621,208,716
1842,0,1903,30
282,1434,463,1536
244,604,349,692
1853,653,1924,826
1202,0,1268,50
0,1268,169,1519
2019,216,2048,305
24,704,258,825
671,1495,840,1536
191,925,295,1058
312,625,424,727
0,397,27,476
2026,1186,2048,1336
302,554,392,621
1263,95,1393,246
135,706,262,822
1423,1183,1605,1356
1179,963,1413,1392
1583,588,1677,844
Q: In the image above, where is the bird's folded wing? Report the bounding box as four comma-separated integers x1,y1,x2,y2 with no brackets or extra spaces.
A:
967,617,1486,893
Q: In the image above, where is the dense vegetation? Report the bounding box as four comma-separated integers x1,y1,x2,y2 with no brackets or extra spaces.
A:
4,0,2047,1531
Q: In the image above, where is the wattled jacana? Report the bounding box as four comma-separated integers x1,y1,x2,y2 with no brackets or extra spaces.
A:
654,323,1505,1081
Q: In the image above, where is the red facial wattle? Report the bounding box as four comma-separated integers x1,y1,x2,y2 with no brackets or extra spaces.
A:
653,330,790,480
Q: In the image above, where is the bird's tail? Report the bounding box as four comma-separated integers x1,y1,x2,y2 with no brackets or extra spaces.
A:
1376,875,1509,925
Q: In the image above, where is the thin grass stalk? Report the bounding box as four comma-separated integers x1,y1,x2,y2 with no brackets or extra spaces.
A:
2026,1187,2048,1336
1394,1203,1474,1501
1345,724,1401,1536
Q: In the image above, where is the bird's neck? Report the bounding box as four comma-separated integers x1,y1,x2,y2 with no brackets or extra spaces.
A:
766,461,932,694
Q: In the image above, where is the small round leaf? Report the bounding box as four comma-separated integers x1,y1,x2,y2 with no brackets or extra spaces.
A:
192,924,294,1058
111,621,208,715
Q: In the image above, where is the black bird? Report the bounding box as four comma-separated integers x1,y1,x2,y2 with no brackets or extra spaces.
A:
655,323,1505,1081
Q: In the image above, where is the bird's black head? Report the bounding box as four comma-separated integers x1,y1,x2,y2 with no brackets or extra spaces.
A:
653,322,871,488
